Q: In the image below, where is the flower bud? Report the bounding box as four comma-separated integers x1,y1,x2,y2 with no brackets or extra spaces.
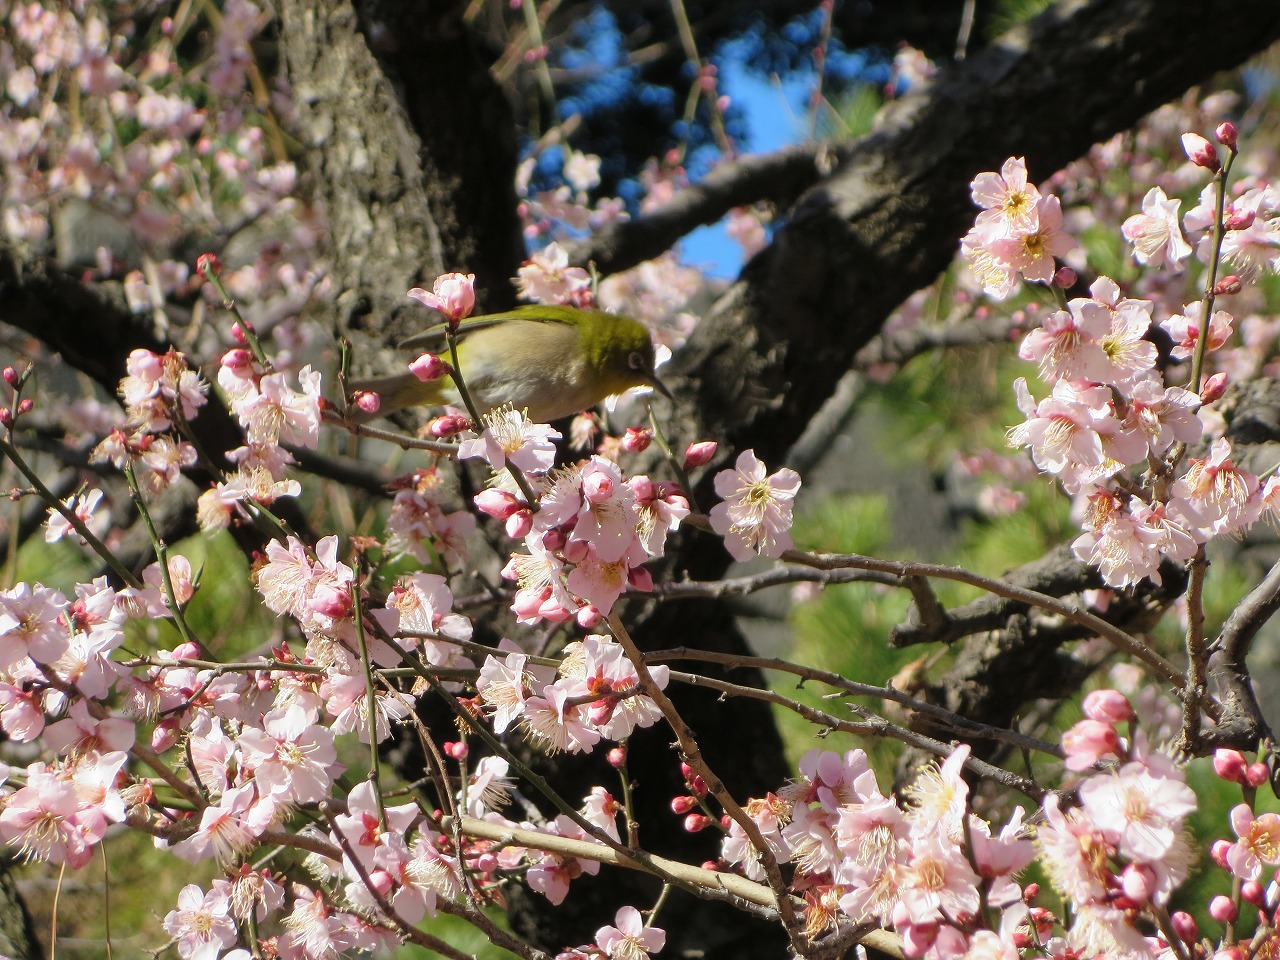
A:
1223,207,1255,231
1082,689,1133,724
475,488,520,520
688,774,708,798
671,795,698,815
353,391,381,414
1121,863,1154,903
1182,132,1221,172
1243,881,1266,908
622,427,652,453
505,509,533,539
1053,266,1078,289
541,528,567,551
1213,748,1249,783
428,414,470,437
1209,895,1237,923
1211,838,1233,868
0,409,11,430
684,813,712,832
1216,121,1238,150
1,367,17,388
15,398,31,416
196,252,222,277
475,853,498,873
562,539,589,564
583,472,614,504
607,746,626,768
409,353,449,382
1213,274,1243,296
231,322,249,345
1021,883,1039,903
443,740,469,760
1170,911,1198,944
1247,762,1270,787
576,604,603,629
683,440,718,469
627,565,654,592
1200,372,1228,405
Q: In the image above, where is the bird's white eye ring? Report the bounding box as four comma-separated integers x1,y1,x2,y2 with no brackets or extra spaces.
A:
628,351,645,370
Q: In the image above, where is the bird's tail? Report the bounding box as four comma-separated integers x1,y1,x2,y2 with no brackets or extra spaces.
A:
345,371,445,422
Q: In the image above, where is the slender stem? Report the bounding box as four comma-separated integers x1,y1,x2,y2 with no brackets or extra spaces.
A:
123,462,199,648
646,400,700,512
350,574,387,829
1187,151,1235,394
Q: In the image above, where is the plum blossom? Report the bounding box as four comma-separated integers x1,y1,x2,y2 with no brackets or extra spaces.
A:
162,884,238,960
970,157,1042,240
1078,759,1196,863
516,242,592,305
1122,187,1192,268
0,582,70,672
407,272,475,323
44,487,107,544
596,905,666,960
1226,805,1280,880
709,450,801,560
237,704,340,803
1161,301,1234,360
459,405,561,474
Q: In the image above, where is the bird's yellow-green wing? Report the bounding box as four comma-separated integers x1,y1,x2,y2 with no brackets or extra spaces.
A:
399,305,584,351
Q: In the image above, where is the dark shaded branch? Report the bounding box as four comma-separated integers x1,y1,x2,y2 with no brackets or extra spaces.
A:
1207,556,1280,750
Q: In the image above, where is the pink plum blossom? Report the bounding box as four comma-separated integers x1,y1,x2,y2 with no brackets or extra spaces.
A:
709,450,801,561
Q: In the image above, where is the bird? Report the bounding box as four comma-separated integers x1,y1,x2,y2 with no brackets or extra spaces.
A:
349,305,671,424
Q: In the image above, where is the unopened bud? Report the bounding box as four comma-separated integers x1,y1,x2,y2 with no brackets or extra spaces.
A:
1021,883,1039,903
1,367,17,388
1053,266,1078,289
1182,132,1221,172
562,538,589,564
1170,911,1198,945
428,414,469,437
583,472,614,504
353,391,381,414
1082,689,1133,724
15,398,31,415
442,740,469,760
1209,895,1238,923
1223,208,1255,231
505,509,533,539
576,604,603,629
1243,881,1267,908
475,488,520,520
684,813,712,833
670,795,698,815
1213,275,1243,296
0,409,11,429
196,252,222,277
1216,121,1239,151
683,440,718,470
409,353,449,382
688,774,708,798
607,746,626,768
1247,762,1270,787
1200,372,1228,405
622,427,652,453
1211,838,1233,868
230,322,249,345
541,528,567,551
1213,748,1249,783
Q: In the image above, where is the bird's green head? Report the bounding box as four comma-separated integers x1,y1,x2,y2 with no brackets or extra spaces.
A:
580,310,672,402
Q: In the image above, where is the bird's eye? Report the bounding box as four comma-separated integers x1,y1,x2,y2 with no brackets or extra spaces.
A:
628,351,644,370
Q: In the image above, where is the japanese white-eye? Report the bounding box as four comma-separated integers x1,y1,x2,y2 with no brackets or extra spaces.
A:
350,305,671,423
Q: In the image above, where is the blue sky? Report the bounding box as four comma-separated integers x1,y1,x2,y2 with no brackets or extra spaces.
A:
679,62,812,279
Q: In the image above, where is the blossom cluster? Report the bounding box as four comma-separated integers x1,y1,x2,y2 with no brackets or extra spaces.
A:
965,149,1280,587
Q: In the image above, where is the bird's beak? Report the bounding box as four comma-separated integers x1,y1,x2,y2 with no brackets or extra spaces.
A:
647,373,673,400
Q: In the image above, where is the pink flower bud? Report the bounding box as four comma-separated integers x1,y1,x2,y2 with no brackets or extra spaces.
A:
221,348,255,376
1247,762,1270,787
231,322,249,345
409,353,449,382
1022,883,1039,903
1061,718,1121,771
505,509,533,539
684,813,712,832
1243,881,1266,908
1053,266,1078,289
541,528,567,551
1216,121,1239,150
1224,207,1256,231
537,596,574,622
172,642,201,660
671,795,698,815
0,409,11,429
476,853,498,873
628,565,654,593
607,746,626,768
1209,895,1237,923
1,367,17,387
196,252,222,277
1182,132,1221,172
408,273,476,324
443,740,469,760
1200,372,1229,405
354,391,381,414
367,869,394,897
683,440,718,469
1121,864,1154,903
15,398,31,416
512,587,549,622
680,761,695,780
1170,911,1198,944
1082,689,1133,723
719,815,731,829
576,604,603,629
688,774,708,798
307,584,352,619
583,472,614,504
152,720,179,752
622,427,652,453
1211,839,1233,868
475,488,520,520
428,414,470,437
1213,275,1243,296
1213,748,1249,783
562,539,589,564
